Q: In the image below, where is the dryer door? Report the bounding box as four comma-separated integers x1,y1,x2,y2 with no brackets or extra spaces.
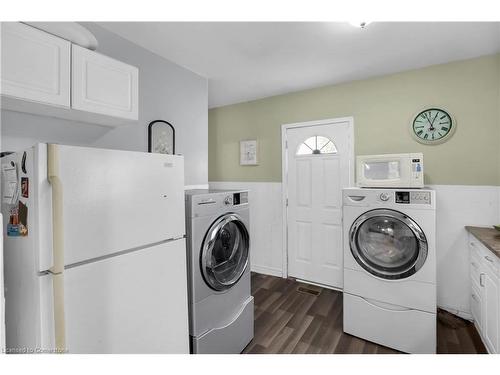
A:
201,213,250,291
349,209,427,280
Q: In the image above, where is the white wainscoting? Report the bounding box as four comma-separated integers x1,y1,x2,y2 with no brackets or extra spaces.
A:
209,181,284,277
210,181,500,317
430,184,500,319
184,184,209,190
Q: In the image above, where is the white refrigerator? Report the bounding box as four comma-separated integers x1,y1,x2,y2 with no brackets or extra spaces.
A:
1,143,189,353
1,213,4,353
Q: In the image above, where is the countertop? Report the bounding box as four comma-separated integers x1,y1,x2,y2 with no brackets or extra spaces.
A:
465,226,500,259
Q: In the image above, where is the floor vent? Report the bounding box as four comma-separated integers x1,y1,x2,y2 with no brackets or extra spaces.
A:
297,285,322,296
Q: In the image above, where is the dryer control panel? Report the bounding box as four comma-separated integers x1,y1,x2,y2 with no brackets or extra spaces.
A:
395,191,431,204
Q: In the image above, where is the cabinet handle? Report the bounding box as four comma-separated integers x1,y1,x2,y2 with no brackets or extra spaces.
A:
479,273,485,287
471,293,478,302
471,261,478,269
484,256,494,263
470,242,475,247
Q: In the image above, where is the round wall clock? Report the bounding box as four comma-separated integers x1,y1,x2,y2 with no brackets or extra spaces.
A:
411,108,456,144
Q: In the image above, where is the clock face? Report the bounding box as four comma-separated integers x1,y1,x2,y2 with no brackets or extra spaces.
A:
412,108,454,144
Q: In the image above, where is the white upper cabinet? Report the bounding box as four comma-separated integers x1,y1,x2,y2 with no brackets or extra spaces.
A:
1,22,71,107
1,23,139,126
72,44,139,121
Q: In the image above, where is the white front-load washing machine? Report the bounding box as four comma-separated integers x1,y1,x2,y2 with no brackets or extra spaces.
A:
342,187,436,353
185,189,254,354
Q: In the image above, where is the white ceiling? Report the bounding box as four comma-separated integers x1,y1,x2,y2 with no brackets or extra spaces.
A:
98,22,500,108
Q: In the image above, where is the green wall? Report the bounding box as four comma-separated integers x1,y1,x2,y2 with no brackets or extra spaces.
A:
209,54,500,185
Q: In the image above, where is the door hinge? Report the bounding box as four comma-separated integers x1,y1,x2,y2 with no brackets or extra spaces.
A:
285,140,288,149
286,198,288,206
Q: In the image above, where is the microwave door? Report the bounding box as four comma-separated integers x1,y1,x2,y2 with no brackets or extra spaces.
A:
361,160,403,187
358,158,413,187
363,160,401,181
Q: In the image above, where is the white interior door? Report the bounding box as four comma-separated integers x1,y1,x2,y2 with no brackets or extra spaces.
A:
284,119,353,289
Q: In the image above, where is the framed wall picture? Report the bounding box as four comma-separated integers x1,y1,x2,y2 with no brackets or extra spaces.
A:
148,120,175,154
240,140,258,165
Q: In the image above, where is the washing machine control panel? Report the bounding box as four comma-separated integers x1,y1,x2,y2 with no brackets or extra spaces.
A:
224,192,249,206
394,191,431,204
379,192,391,202
410,191,431,204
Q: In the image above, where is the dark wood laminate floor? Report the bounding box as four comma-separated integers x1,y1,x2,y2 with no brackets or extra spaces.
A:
243,273,487,354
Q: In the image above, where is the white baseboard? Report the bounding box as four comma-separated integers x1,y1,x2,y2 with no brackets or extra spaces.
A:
438,305,473,321
251,264,283,278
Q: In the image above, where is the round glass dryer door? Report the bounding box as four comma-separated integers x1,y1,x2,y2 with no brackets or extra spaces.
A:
349,209,428,280
201,213,250,291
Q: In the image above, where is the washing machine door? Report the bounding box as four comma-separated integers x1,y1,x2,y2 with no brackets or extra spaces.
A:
201,213,250,291
349,209,428,280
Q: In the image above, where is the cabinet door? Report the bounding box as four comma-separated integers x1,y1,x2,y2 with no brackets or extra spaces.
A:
483,270,499,353
1,22,70,107
71,44,139,120
471,284,482,331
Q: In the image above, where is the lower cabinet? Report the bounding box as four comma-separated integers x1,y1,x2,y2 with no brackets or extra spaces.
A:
483,269,499,353
469,235,500,353
470,284,483,332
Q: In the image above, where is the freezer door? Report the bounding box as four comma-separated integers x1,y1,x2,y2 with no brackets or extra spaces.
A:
37,144,185,270
41,239,189,353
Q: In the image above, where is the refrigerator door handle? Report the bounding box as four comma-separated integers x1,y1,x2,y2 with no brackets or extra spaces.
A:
48,144,67,353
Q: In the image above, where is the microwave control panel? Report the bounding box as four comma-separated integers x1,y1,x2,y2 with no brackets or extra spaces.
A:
411,158,423,181
395,191,431,204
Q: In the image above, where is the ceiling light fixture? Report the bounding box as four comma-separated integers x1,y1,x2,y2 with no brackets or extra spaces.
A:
348,21,371,29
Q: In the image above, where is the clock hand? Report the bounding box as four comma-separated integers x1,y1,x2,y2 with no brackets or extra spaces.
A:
427,112,438,131
424,112,434,131
423,112,431,125
430,112,439,127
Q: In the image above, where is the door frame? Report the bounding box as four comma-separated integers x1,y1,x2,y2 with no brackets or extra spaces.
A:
280,116,355,279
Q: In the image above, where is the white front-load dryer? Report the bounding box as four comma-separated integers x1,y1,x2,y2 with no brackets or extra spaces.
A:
185,190,254,354
342,188,436,353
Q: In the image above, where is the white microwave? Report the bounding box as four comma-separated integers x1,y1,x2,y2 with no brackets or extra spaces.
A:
356,153,424,188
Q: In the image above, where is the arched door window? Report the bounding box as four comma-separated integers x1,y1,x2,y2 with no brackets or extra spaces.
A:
296,135,337,155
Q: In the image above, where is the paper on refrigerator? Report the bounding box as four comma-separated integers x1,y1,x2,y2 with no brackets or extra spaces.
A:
2,163,18,204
